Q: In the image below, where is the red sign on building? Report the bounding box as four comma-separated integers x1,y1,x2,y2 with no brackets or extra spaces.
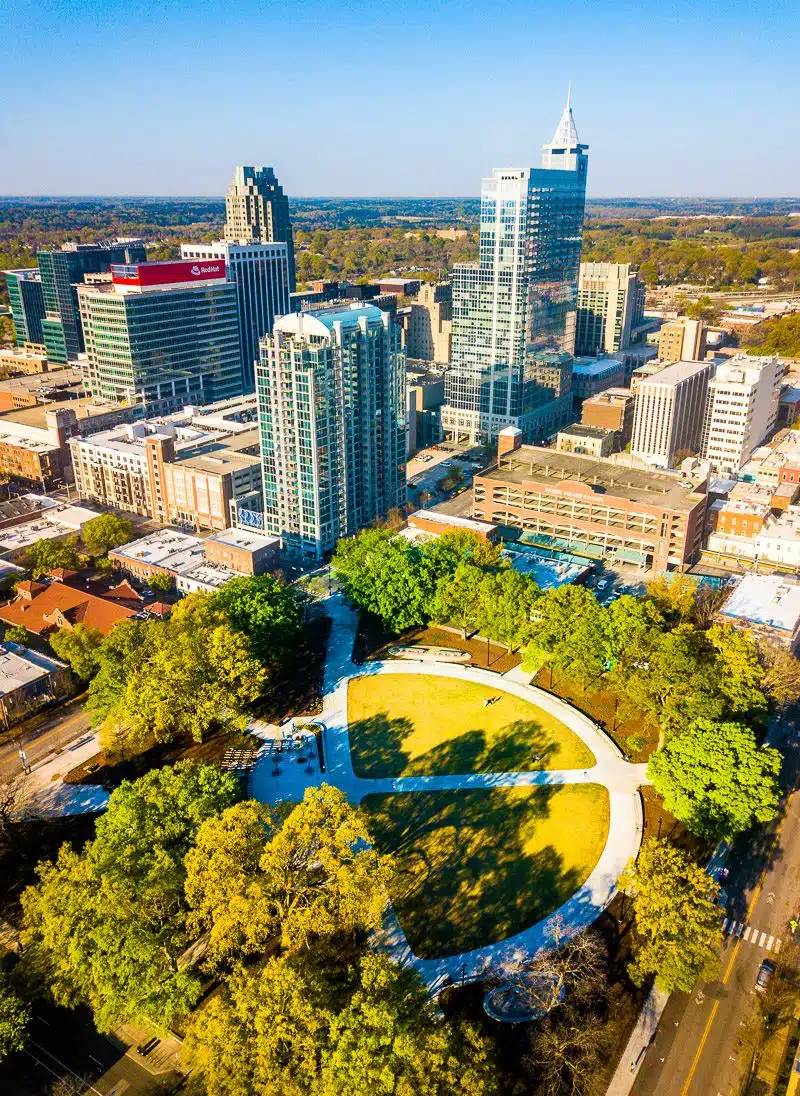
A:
111,260,227,287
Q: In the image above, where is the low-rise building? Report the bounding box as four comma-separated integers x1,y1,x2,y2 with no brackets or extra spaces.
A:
0,407,80,489
0,644,71,729
719,575,800,652
407,369,445,455
0,578,137,637
556,423,616,458
405,510,500,542
472,427,707,571
571,356,626,406
0,503,100,559
203,528,281,575
0,346,51,375
581,387,635,446
70,395,262,531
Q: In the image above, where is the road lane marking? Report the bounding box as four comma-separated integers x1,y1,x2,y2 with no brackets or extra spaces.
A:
743,926,752,941
775,939,782,954
680,792,790,1096
758,931,767,947
722,918,729,932
767,935,775,950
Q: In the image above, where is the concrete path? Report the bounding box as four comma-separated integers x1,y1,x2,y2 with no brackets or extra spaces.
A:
605,985,670,1095
7,730,109,818
250,592,650,991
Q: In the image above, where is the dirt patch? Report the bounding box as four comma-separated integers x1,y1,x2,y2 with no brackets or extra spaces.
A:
356,615,522,674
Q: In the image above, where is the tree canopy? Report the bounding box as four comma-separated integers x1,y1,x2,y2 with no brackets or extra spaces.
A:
21,761,239,1032
621,838,722,992
81,513,134,556
648,718,781,841
49,623,104,680
0,969,29,1063
211,574,304,663
24,536,81,579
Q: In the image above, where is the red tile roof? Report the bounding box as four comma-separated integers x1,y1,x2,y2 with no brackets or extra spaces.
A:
0,582,136,637
105,580,144,604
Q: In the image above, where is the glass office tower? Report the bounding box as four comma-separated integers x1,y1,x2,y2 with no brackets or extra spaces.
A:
37,239,147,363
181,240,290,390
4,269,45,346
442,94,589,444
256,304,407,558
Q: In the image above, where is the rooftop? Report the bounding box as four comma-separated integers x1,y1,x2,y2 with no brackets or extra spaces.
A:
407,510,499,535
636,359,712,387
479,446,706,512
0,505,100,556
205,528,280,552
110,530,207,573
722,575,800,634
583,387,634,406
558,424,614,440
572,357,624,377
0,580,136,637
0,643,67,696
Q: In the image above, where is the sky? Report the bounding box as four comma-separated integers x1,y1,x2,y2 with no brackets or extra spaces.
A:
1,0,798,198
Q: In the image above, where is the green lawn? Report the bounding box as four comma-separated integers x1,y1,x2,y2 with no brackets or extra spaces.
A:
363,784,610,958
347,673,595,778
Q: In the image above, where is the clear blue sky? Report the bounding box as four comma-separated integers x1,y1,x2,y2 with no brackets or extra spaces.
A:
1,0,797,197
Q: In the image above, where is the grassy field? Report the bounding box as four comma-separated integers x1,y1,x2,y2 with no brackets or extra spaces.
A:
347,673,595,778
363,784,610,958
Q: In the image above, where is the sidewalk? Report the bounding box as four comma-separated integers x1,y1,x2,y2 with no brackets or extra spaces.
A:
606,985,670,1095
11,731,109,817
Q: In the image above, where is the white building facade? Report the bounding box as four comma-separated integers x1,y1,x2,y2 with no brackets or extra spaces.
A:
631,359,714,469
701,354,784,474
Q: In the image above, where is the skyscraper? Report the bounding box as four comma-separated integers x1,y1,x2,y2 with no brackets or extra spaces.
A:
442,93,589,444
224,166,296,291
37,239,147,364
180,240,291,390
256,304,406,558
4,269,45,347
630,359,713,469
575,262,645,357
78,259,243,415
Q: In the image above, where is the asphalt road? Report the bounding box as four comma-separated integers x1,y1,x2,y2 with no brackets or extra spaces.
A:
631,727,800,1096
0,703,90,782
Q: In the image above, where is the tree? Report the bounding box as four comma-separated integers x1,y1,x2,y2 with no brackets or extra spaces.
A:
620,838,722,993
147,571,172,593
603,595,664,680
24,536,80,579
431,561,487,638
3,624,30,646
645,573,697,625
523,586,608,689
758,641,800,710
81,513,134,556
526,1012,614,1096
706,623,767,720
21,761,238,1032
319,953,497,1096
332,528,433,632
49,623,104,680
479,568,540,651
0,969,29,1062
93,596,266,756
212,574,303,664
185,785,390,968
648,718,781,842
86,618,149,728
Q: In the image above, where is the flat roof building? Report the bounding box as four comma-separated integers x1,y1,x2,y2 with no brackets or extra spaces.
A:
0,643,71,729
78,259,243,415
581,387,635,444
657,317,706,365
473,432,707,571
720,575,800,651
575,262,645,358
631,359,714,469
701,354,783,474
4,269,45,347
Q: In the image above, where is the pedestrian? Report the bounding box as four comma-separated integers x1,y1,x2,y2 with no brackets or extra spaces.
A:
790,919,797,935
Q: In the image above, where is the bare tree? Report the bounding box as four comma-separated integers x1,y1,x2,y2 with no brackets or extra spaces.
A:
758,640,800,710
692,583,730,629
490,918,609,1017
0,772,32,850
526,1012,614,1096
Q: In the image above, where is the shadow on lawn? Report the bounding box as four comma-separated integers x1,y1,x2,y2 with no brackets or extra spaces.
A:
349,712,559,779
363,786,583,958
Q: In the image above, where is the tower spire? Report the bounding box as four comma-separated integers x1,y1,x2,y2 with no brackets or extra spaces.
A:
550,86,579,148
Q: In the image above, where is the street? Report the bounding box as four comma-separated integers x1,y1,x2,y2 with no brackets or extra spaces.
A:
630,729,800,1095
0,703,91,783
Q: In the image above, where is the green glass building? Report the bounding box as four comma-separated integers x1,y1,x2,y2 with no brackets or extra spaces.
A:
4,268,45,346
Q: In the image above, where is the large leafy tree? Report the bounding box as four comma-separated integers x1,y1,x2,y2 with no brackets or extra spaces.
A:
86,617,149,727
333,528,432,632
185,785,390,968
645,573,697,626
524,586,608,688
431,561,488,638
183,952,497,1096
49,623,104,680
81,513,134,556
758,640,800,710
648,718,781,842
620,838,722,993
90,596,266,755
24,536,81,579
212,574,303,663
707,623,767,720
479,567,540,651
21,761,238,1032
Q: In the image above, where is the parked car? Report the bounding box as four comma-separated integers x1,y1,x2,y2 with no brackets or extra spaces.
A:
755,959,775,993
596,579,609,591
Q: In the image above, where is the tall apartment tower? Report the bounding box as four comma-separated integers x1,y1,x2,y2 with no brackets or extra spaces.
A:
77,259,243,415
181,241,290,390
658,317,706,364
631,360,714,469
37,239,147,363
442,93,589,444
575,262,645,357
701,354,784,473
405,282,453,363
256,304,407,559
224,166,296,292
4,269,45,347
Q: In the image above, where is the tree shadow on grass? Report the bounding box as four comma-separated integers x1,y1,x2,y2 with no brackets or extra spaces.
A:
364,787,588,959
350,712,561,779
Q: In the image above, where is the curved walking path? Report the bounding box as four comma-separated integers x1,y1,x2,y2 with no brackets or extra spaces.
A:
250,593,650,992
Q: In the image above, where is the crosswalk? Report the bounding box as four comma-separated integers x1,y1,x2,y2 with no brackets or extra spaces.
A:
722,918,783,954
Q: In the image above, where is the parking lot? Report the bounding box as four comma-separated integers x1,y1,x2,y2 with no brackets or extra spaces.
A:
407,443,488,506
